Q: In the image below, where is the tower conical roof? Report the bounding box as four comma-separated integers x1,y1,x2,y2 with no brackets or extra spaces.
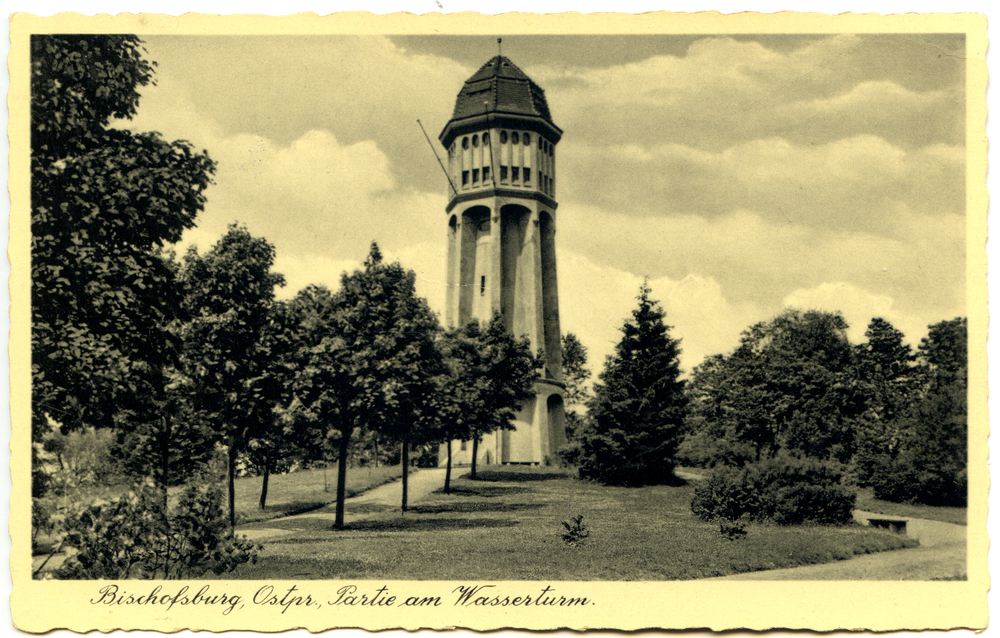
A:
450,56,554,123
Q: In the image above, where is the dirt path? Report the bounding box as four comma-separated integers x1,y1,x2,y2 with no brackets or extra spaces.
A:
238,467,448,541
704,509,967,580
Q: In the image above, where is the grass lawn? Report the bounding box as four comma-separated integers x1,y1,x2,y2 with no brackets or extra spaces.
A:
233,464,403,525
33,463,403,555
854,488,967,526
226,465,917,580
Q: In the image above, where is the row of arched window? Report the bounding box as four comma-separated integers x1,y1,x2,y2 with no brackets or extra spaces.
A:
449,130,555,195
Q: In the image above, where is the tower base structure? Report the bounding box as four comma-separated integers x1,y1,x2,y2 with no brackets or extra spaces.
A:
439,378,567,467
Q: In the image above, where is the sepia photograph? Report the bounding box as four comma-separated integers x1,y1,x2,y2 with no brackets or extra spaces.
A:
9,10,988,633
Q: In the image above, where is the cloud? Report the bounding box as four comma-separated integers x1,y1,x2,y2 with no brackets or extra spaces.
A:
140,35,470,193
536,34,963,155
557,249,763,375
560,135,964,236
781,281,927,346
558,205,964,326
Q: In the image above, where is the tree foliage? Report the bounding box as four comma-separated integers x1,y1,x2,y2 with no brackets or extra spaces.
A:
560,333,591,441
31,35,215,442
685,309,861,466
850,317,917,484
180,224,285,528
577,283,687,486
287,244,442,526
870,318,968,506
437,315,539,483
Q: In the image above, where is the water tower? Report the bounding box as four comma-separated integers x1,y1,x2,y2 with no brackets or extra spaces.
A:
438,55,567,464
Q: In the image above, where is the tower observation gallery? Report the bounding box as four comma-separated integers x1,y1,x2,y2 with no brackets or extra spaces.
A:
438,55,568,466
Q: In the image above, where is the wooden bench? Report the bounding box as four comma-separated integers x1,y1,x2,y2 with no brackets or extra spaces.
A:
868,517,907,534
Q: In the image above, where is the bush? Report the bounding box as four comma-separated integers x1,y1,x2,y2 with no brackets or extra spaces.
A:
692,456,856,527
676,431,756,468
41,479,261,579
870,457,967,507
554,441,583,468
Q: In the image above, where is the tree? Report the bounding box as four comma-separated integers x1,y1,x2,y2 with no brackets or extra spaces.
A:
684,309,862,465
180,225,285,532
288,245,443,527
243,300,303,510
31,35,215,448
464,314,540,480
560,333,591,440
353,247,443,513
850,317,916,483
871,317,968,506
435,326,480,493
577,283,688,486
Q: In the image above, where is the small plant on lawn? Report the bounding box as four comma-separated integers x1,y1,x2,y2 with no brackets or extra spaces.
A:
718,521,748,540
561,515,590,546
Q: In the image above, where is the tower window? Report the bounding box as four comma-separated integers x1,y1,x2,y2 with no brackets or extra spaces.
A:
500,165,508,182
524,168,531,183
523,132,531,145
472,134,479,148
512,132,520,145
549,144,554,157
482,166,490,182
462,170,469,186
460,440,467,451
480,276,486,295
472,168,480,183
500,130,508,144
482,132,490,145
512,166,520,182
462,137,469,150
541,140,547,153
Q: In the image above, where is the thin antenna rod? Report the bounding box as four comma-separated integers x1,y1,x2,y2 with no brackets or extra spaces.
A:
417,119,458,196
498,37,502,58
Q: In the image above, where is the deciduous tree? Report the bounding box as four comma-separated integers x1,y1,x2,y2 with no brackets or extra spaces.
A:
560,333,591,440
180,224,285,532
31,35,214,444
684,309,862,466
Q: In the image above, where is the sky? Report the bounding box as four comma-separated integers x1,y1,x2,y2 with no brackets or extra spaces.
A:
116,32,968,376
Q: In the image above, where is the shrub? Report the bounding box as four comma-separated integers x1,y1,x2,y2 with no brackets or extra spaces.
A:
43,479,261,580
554,441,582,468
676,431,756,469
870,457,967,507
692,456,856,529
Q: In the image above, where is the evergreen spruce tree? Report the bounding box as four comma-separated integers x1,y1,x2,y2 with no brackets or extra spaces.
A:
577,283,687,486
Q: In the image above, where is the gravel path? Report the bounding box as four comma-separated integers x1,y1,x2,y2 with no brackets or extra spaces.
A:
239,467,448,541
704,509,967,581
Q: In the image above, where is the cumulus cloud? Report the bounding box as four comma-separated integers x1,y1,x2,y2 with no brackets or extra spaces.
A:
557,248,763,375
781,281,926,346
535,34,963,154
560,135,964,236
558,205,964,326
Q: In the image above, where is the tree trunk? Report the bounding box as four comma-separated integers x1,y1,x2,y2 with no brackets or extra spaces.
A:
401,436,410,513
374,436,379,468
259,456,271,510
334,428,350,530
471,436,480,480
227,442,237,536
444,439,453,493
